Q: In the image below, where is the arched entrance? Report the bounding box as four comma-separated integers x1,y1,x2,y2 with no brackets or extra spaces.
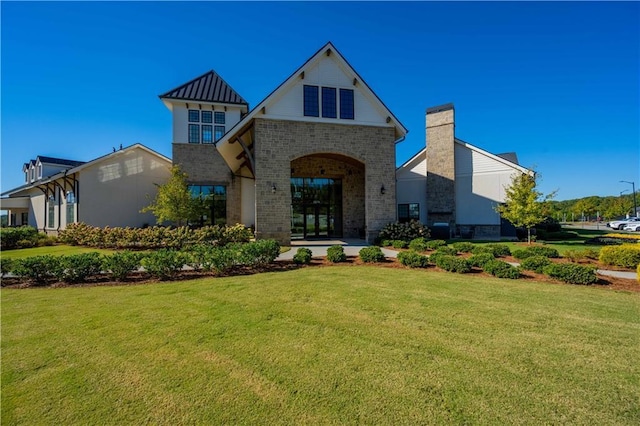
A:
290,154,365,240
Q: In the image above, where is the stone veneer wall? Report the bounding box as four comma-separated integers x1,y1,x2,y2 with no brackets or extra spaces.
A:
291,156,365,238
253,119,396,244
425,105,456,226
172,143,241,224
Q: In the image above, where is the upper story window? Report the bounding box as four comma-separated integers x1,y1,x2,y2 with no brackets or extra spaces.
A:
304,85,319,117
214,112,225,124
25,171,29,183
30,167,35,182
37,163,43,179
304,85,354,120
322,87,337,118
202,125,213,144
339,89,354,119
188,109,224,143
189,124,200,143
201,111,212,123
214,126,225,142
188,110,200,122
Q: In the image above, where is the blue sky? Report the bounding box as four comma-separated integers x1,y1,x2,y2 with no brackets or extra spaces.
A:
1,1,638,201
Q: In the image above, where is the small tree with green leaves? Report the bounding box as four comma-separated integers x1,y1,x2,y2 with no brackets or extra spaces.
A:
496,172,554,244
141,166,201,227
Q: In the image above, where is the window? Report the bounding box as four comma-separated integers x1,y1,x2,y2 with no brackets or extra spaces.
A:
188,185,227,226
21,212,28,225
189,124,200,143
48,195,55,228
66,191,75,224
37,163,43,179
322,87,337,118
31,167,35,182
25,171,29,183
201,111,212,123
398,203,420,223
202,125,213,144
304,85,319,117
214,126,225,142
214,112,225,124
188,110,200,122
340,89,355,119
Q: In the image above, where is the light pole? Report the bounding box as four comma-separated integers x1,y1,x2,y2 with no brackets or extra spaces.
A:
620,181,637,218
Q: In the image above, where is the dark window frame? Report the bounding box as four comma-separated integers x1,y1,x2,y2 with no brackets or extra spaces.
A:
189,124,200,143
340,88,355,119
202,125,213,144
214,111,225,124
188,110,200,122
303,85,319,117
201,111,213,123
398,203,420,223
322,87,337,118
214,126,225,142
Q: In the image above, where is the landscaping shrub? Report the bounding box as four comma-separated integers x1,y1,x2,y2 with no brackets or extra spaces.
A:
378,220,430,243
141,249,189,280
584,237,623,246
519,255,552,273
58,253,103,283
102,251,143,281
637,264,640,283
12,255,62,285
1,258,14,277
467,252,495,268
483,260,520,279
543,263,597,285
434,245,458,256
359,246,385,263
599,245,640,269
408,238,429,252
485,244,512,257
582,248,600,260
206,247,235,274
239,239,280,267
326,245,347,263
540,231,579,241
426,239,447,250
293,247,313,265
380,240,393,247
452,242,475,253
392,240,408,249
397,251,429,268
512,246,559,260
0,226,42,250
435,255,471,273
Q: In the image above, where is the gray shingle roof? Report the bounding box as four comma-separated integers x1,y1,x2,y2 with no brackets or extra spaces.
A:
159,70,248,105
36,156,85,167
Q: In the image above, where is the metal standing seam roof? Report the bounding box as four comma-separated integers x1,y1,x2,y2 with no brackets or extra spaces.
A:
159,70,248,105
36,156,86,167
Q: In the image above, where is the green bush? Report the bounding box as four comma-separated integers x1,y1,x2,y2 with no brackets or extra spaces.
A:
467,252,495,268
426,240,447,250
12,255,62,284
435,255,471,273
451,242,475,253
408,238,429,252
483,260,521,279
637,264,640,283
378,220,430,243
293,247,313,265
513,246,559,260
141,249,188,280
0,226,41,250
434,246,458,256
58,252,103,283
485,244,511,257
599,245,640,269
359,246,385,263
1,258,15,277
380,240,393,247
397,251,429,268
392,240,408,249
326,245,347,263
239,239,280,267
519,255,552,273
102,251,143,281
543,263,597,285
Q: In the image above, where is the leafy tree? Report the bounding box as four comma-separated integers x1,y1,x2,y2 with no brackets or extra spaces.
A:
496,172,554,244
141,166,201,226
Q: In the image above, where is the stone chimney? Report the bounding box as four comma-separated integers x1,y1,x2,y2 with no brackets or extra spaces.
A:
425,103,455,226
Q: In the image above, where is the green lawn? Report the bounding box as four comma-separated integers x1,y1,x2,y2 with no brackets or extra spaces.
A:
2,267,639,424
0,245,115,260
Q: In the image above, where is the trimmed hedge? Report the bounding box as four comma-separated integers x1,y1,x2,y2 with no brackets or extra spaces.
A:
467,252,495,268
483,260,520,279
451,242,475,253
0,226,55,250
408,238,429,252
392,240,408,249
434,246,458,256
397,251,429,268
58,252,103,283
519,255,552,273
599,245,640,269
435,255,471,273
293,248,313,265
102,251,144,281
512,246,559,260
11,255,61,285
472,244,511,258
140,249,189,280
359,246,385,263
239,239,280,267
543,263,597,285
326,245,347,263
426,240,447,250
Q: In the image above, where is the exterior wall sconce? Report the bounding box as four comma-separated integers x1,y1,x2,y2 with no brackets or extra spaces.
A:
272,184,277,194
380,185,386,195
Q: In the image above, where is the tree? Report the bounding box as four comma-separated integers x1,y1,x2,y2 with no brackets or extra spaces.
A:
496,172,554,244
141,166,201,226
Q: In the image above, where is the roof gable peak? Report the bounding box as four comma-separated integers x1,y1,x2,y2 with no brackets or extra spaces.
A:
159,69,248,105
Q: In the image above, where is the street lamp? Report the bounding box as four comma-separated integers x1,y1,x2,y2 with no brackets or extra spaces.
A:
620,180,637,218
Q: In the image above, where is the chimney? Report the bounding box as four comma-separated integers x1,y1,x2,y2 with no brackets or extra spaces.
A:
425,103,455,226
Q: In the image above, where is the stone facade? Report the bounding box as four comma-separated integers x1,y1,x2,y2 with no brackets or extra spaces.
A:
172,143,241,224
425,104,455,226
253,119,396,244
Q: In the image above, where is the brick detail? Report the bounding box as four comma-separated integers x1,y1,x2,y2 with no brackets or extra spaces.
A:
426,107,455,226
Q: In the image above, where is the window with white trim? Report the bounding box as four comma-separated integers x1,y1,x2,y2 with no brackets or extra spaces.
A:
188,109,224,144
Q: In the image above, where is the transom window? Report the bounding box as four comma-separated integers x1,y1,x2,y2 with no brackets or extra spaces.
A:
398,203,420,223
188,109,224,143
304,85,354,120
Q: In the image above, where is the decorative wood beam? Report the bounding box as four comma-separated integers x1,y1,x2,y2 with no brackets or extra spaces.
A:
235,136,255,177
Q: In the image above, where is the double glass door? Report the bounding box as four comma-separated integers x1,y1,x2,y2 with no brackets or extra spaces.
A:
291,178,342,239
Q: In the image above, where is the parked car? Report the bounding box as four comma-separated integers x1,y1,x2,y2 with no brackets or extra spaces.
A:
622,222,640,232
607,217,640,230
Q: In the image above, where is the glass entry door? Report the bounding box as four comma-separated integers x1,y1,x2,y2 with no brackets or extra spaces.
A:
291,177,342,239
305,204,329,238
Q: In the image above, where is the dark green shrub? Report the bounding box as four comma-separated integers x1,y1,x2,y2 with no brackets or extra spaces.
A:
483,260,520,279
1,258,14,277
102,251,143,281
0,226,41,250
58,252,103,283
426,240,447,250
206,247,235,274
435,255,471,273
541,231,579,241
519,255,552,273
408,238,429,252
427,250,446,265
397,251,429,268
599,245,640,269
467,252,495,268
381,240,393,247
452,242,475,253
326,245,347,263
293,247,313,265
543,263,597,285
359,246,385,263
435,246,458,256
378,220,430,243
392,240,408,249
239,239,280,267
485,244,511,257
141,249,188,280
12,255,62,284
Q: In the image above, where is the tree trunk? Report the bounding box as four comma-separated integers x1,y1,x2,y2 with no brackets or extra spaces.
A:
527,227,531,245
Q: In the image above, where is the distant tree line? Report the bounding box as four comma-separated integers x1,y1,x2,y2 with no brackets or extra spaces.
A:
546,192,638,221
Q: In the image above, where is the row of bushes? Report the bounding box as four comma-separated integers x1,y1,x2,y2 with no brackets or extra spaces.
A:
2,240,280,285
58,222,253,249
293,245,387,265
0,226,57,250
599,245,640,269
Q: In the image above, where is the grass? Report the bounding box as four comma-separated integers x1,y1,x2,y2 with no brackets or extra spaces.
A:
0,245,115,260
2,267,639,424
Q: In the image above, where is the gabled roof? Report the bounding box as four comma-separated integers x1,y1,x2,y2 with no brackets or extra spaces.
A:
159,70,248,105
36,156,85,167
454,138,531,175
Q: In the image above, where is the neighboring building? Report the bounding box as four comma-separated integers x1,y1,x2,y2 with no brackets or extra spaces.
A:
1,144,172,233
162,42,407,244
397,103,533,239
